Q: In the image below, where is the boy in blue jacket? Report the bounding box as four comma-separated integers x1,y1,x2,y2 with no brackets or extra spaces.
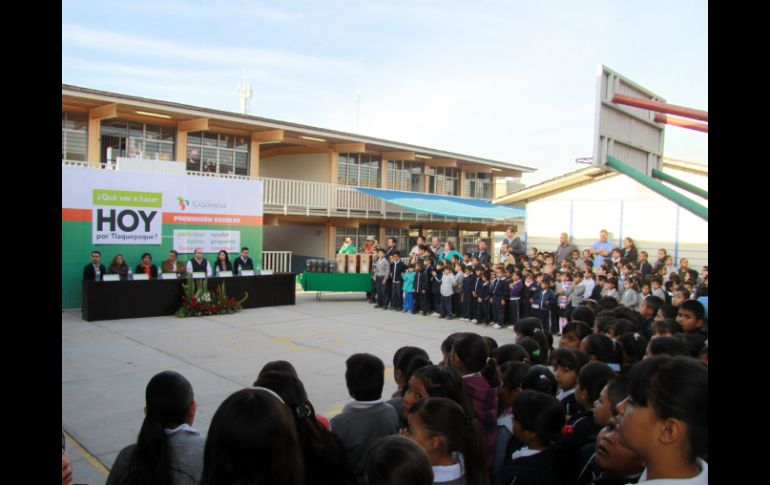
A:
532,276,557,332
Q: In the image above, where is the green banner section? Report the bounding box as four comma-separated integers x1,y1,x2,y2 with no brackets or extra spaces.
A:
93,189,163,208
62,220,263,309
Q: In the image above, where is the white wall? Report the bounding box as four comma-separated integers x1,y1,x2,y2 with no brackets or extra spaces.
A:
263,224,327,258
260,152,330,183
521,167,708,268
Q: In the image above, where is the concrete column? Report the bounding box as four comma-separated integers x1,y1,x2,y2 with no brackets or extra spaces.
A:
460,170,468,197
87,118,100,166
250,140,260,177
175,129,187,165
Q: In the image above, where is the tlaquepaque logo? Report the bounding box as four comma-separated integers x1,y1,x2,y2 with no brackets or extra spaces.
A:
177,196,190,210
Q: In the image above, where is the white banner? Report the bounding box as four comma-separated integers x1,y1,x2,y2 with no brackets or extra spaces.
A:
173,230,241,254
93,205,163,244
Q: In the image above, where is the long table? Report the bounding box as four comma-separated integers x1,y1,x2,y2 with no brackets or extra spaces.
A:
81,273,296,321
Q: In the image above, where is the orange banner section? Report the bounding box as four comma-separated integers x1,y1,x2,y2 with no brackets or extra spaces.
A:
62,208,92,221
163,212,263,226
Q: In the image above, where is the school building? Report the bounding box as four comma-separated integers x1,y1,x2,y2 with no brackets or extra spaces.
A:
492,158,708,269
62,84,534,272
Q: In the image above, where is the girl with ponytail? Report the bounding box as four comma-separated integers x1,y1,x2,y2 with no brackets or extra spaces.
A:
406,397,489,485
450,333,500,468
106,371,204,485
254,371,353,485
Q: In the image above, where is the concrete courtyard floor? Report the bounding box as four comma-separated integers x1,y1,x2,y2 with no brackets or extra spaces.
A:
63,290,524,484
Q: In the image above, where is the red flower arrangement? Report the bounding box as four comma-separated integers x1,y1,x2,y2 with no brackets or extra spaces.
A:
176,275,248,318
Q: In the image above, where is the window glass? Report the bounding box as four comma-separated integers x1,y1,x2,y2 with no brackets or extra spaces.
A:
186,146,201,171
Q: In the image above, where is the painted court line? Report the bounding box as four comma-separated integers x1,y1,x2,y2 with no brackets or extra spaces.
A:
64,430,110,477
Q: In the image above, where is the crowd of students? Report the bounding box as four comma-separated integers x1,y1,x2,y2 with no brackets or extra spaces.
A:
93,288,708,485
367,231,708,339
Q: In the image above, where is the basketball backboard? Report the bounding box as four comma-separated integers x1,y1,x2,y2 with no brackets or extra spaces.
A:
593,65,666,176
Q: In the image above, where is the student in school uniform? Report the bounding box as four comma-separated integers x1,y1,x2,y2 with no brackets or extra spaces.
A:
388,251,407,311
422,258,435,311
414,261,429,316
438,266,457,320
507,270,524,328
460,265,476,321
491,268,509,329
402,264,416,314
430,261,444,316
521,272,537,318
532,276,557,333
452,263,465,318
475,271,492,325
549,348,589,421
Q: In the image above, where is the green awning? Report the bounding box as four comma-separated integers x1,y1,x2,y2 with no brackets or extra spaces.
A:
356,188,525,219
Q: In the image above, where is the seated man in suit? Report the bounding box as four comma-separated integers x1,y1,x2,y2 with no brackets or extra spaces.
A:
83,250,106,281
233,246,255,275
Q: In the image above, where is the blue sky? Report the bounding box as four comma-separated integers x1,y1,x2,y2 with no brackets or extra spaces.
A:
62,0,707,183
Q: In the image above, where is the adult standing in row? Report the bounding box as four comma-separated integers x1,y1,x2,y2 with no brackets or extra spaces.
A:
430,236,444,262
410,236,426,261
554,232,578,265
502,227,526,262
442,240,463,264
622,237,639,265
590,229,614,268
474,240,492,265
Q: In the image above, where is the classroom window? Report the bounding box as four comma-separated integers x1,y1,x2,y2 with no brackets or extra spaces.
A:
465,172,494,199
187,131,250,175
100,119,175,163
387,160,424,192
62,112,88,162
427,167,460,196
338,153,381,187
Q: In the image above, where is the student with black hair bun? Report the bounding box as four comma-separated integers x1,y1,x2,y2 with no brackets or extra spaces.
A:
521,365,558,396
492,362,530,485
402,365,471,424
106,370,204,485
618,332,648,374
491,343,529,366
258,360,298,378
559,321,592,349
549,348,590,420
569,362,617,443
646,336,688,358
580,334,622,371
571,306,596,329
365,435,433,485
255,371,353,485
390,346,431,398
199,388,303,485
389,356,434,425
651,319,683,338
500,390,574,485
451,333,500,468
617,356,708,483
513,317,551,365
405,397,488,485
516,338,539,365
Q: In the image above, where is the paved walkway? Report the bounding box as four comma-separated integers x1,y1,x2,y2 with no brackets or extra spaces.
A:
62,291,518,484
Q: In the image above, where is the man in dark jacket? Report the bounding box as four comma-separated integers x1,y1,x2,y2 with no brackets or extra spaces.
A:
474,240,493,265
83,250,106,281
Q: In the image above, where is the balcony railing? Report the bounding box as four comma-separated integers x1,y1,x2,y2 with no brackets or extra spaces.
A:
63,162,512,222
262,251,292,273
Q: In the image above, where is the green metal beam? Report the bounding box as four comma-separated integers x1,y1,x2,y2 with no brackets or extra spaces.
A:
606,156,708,221
651,169,708,200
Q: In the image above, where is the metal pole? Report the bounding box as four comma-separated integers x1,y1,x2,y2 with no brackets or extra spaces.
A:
654,114,708,133
618,200,624,246
569,200,574,243
651,169,708,200
606,156,708,221
674,205,680,265
611,94,708,122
